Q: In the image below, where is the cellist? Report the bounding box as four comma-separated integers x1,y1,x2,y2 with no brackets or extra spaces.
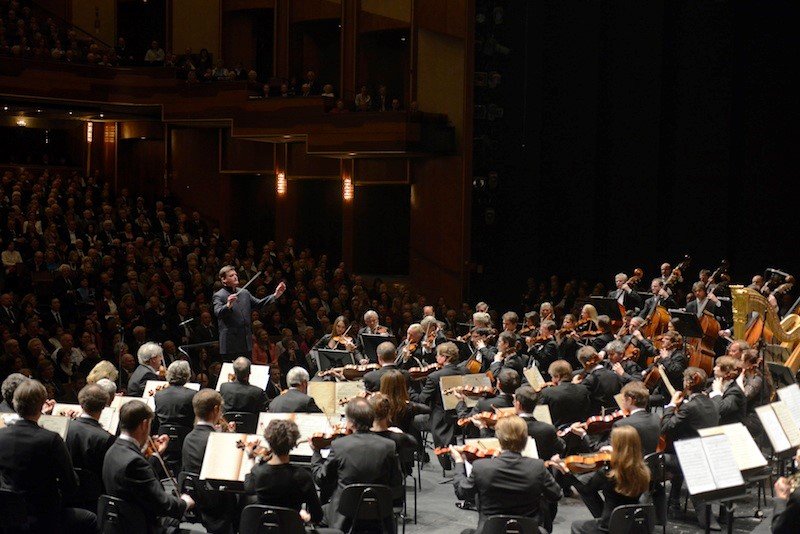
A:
684,281,726,327
637,278,676,320
642,331,688,406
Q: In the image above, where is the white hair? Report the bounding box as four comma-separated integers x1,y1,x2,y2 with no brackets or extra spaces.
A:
166,360,191,385
364,310,378,321
287,366,310,387
95,378,117,400
137,342,162,365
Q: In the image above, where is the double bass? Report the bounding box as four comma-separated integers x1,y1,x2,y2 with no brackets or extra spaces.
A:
641,255,691,339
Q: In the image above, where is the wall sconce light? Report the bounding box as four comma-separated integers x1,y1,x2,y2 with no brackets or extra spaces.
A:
276,171,287,195
15,117,27,127
343,175,354,201
86,122,93,143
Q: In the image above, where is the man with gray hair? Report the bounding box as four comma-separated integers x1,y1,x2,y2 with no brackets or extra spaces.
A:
127,341,163,397
220,356,269,414
0,372,28,412
95,378,117,406
154,360,196,431
65,384,115,501
267,366,321,413
212,264,286,362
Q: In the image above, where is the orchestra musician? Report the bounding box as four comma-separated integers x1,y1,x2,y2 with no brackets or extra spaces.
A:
212,265,286,362
556,314,581,369
459,327,496,374
708,356,746,425
772,449,800,534
637,278,677,320
379,369,430,439
737,348,773,436
267,367,322,413
725,339,750,359
537,360,591,428
643,331,688,402
153,361,196,432
489,331,526,378
244,419,340,534
127,341,164,397
312,316,361,361
369,393,419,479
395,324,426,370
456,368,520,438
418,342,464,470
310,398,402,532
358,309,393,363
102,400,195,532
363,341,412,393
660,367,720,529
219,357,271,415
608,272,643,310
0,380,98,533
572,346,622,415
539,302,555,324
577,305,600,333
589,315,615,352
525,320,559,378
568,426,650,534
451,415,562,534
685,281,723,322
513,385,565,461
181,389,236,534
605,340,643,385
421,315,446,357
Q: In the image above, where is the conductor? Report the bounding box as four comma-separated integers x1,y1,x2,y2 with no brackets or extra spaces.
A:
213,265,286,362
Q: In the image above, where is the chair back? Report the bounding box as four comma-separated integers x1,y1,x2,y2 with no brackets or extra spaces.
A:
98,495,147,534
0,489,28,529
482,515,539,534
239,504,305,534
608,503,656,534
158,423,191,455
337,484,394,526
75,467,104,502
644,452,666,486
224,411,258,434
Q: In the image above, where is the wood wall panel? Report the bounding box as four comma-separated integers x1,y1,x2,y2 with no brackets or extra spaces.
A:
172,0,221,59
116,139,165,202
70,0,115,46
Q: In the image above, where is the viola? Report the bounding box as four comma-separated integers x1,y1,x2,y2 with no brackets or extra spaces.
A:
318,363,379,380
456,409,513,428
147,383,169,396
337,390,373,406
236,438,272,462
559,452,612,474
227,373,236,382
434,445,500,463
310,425,352,449
558,410,627,437
442,385,495,398
407,363,440,380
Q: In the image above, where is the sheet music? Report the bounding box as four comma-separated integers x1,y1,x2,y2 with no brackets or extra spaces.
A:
335,381,366,415
440,375,465,411
702,434,745,489
613,393,626,410
756,404,792,453
200,432,247,482
771,401,800,448
53,403,117,434
533,405,552,426
523,367,545,391
215,363,270,391
255,413,331,457
674,438,716,495
38,415,69,440
777,384,800,429
307,382,338,416
697,423,767,472
461,374,492,408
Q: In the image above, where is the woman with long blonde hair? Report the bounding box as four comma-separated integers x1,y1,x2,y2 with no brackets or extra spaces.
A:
570,426,650,533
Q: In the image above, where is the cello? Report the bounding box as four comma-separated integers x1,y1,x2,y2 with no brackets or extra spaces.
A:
641,255,691,339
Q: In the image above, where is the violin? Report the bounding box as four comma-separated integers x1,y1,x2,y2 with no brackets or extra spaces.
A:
216,414,234,433
434,445,500,463
144,435,179,491
227,373,236,382
310,425,352,449
407,363,440,380
456,409,513,428
236,438,272,462
442,385,495,398
318,363,379,380
574,352,603,382
157,365,167,379
147,383,169,396
337,390,373,406
548,452,612,474
560,410,627,437
329,324,355,349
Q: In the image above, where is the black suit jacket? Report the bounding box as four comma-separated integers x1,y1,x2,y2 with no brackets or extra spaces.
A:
585,409,661,456
773,486,800,534
220,381,269,414
453,451,562,534
527,340,559,378
65,416,115,488
311,431,401,531
212,286,276,355
581,366,622,415
102,437,187,531
608,288,643,311
711,381,746,425
127,364,160,397
537,382,591,428
660,393,719,450
0,419,79,516
363,364,412,392
519,414,565,461
154,385,197,428
638,295,677,319
267,388,321,413
181,424,212,475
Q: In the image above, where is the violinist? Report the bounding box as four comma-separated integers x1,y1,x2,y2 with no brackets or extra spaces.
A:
244,419,337,533
313,315,361,361
608,272,643,310
420,315,445,357
489,331,526,378
556,314,581,369
127,341,164,397
153,361,196,433
572,346,622,415
519,311,539,336
538,360,591,428
359,309,393,338
637,278,676,320
737,348,773,436
181,389,237,534
379,369,430,437
220,357,270,415
525,320,559,377
660,367,719,528
642,330,688,403
363,341,412,393
451,415,562,534
588,315,615,352
514,385,565,461
708,356,746,425
568,427,650,534
577,304,600,333
605,340,643,385
772,448,800,534
539,302,555,325
267,367,322,413
456,368,520,438
417,342,464,470
395,323,425,370
459,327,496,374
369,393,419,479
501,311,521,339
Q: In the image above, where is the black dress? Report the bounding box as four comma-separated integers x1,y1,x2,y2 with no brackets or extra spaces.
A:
244,461,324,521
570,467,643,533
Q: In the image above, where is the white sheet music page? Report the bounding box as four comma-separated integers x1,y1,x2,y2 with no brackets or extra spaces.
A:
697,423,767,471
756,404,792,453
777,384,800,429
674,438,716,495
702,434,745,489
772,401,800,448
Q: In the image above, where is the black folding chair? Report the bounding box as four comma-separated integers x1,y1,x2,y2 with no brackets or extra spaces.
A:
239,504,305,534
643,452,666,534
97,495,147,534
482,515,539,534
225,411,259,434
158,423,191,472
608,503,656,534
0,489,29,534
337,484,395,534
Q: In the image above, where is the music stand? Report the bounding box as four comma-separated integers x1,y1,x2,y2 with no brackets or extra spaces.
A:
667,310,705,340
764,344,790,364
456,322,472,337
360,334,392,363
315,349,355,373
449,338,472,360
589,296,623,321
768,362,796,389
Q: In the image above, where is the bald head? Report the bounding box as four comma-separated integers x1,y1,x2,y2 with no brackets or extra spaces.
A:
377,341,397,365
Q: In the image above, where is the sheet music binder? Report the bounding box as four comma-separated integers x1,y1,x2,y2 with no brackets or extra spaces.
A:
315,349,355,372
673,435,746,502
589,296,623,320
359,333,392,363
